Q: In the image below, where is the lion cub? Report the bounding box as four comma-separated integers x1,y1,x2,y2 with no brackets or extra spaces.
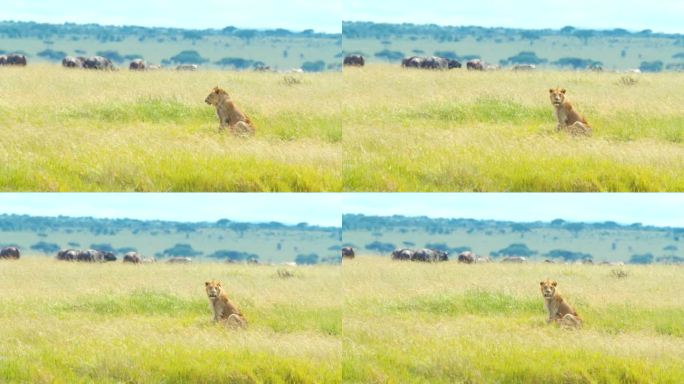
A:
549,88,592,136
205,280,247,329
540,279,582,328
204,86,255,136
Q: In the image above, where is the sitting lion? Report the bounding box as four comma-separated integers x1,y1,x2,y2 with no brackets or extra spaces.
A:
539,279,582,328
205,280,247,329
549,88,592,136
204,86,255,136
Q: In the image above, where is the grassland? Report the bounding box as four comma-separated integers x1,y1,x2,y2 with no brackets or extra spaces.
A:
343,65,684,191
0,64,341,191
0,258,341,383
343,256,684,383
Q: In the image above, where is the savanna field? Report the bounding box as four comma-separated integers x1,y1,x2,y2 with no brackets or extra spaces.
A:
343,65,684,191
343,256,684,384
0,258,341,383
0,65,341,191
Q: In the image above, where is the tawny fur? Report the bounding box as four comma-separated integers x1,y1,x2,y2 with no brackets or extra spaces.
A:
204,86,255,136
205,280,247,329
540,279,582,328
549,88,592,136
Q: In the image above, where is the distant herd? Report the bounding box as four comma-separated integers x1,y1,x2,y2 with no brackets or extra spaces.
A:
1,246,193,264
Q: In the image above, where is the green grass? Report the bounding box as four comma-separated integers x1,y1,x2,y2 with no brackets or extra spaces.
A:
0,259,341,383
343,65,684,191
0,65,341,191
343,256,684,383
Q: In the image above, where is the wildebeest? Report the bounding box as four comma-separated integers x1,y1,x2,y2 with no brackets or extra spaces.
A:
501,256,527,263
0,246,20,259
76,249,99,262
56,249,79,261
102,251,117,262
467,60,484,71
123,251,141,264
1,53,27,66
401,56,460,70
343,55,365,67
176,64,198,71
413,248,448,262
391,248,415,261
62,56,83,68
341,247,355,259
513,64,536,71
82,56,113,70
167,256,192,264
457,251,476,264
129,59,147,70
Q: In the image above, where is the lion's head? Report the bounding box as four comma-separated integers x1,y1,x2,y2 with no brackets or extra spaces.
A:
549,88,566,106
205,86,228,105
540,279,557,299
205,280,223,298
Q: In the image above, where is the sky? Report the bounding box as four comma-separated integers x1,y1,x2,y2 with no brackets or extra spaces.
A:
343,193,684,228
0,0,341,33
344,0,684,34
0,193,342,227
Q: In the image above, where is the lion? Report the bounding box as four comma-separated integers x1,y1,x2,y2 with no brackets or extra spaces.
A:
205,280,247,329
204,86,255,136
549,88,592,136
540,279,582,328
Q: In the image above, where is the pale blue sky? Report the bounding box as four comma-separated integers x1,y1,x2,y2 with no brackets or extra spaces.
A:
344,0,684,34
0,0,341,33
343,194,684,228
0,193,342,227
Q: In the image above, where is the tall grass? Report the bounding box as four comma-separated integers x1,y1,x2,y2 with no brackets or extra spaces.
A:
0,65,341,191
343,65,684,191
0,259,341,383
343,256,684,383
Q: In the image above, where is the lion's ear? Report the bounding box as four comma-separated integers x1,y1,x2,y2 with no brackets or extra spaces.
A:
549,89,554,93
540,281,545,286
205,281,210,286
551,280,557,287
560,89,566,94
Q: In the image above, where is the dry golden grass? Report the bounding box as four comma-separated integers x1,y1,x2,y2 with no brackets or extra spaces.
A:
343,256,684,383
0,258,341,383
343,65,684,191
0,65,341,191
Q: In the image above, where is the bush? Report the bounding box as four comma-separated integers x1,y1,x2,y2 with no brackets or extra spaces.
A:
301,60,326,72
374,49,404,62
37,49,67,61
491,243,537,257
639,61,663,73
500,51,547,65
90,243,115,252
544,249,593,262
214,57,255,69
365,241,396,254
629,253,654,264
209,250,259,262
295,253,319,265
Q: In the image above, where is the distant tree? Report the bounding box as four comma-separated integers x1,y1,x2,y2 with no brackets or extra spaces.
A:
67,241,80,248
374,49,404,62
295,253,319,265
639,61,663,73
511,223,531,238
573,30,595,45
402,241,415,247
434,50,459,60
491,243,537,258
30,241,60,254
365,241,396,254
234,29,257,40
663,245,678,251
90,243,115,252
96,50,125,63
37,49,67,61
500,51,547,65
209,250,259,262
629,253,654,264
551,219,566,226
169,50,209,64
552,57,602,69
301,60,326,72
123,54,143,60
656,255,684,264
544,249,593,262
560,26,576,34
117,247,137,254
564,223,585,238
673,53,684,59
161,243,202,257
214,57,254,69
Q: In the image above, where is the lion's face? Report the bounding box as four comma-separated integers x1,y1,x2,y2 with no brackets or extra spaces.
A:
549,88,566,106
540,279,557,299
205,87,227,105
205,280,223,298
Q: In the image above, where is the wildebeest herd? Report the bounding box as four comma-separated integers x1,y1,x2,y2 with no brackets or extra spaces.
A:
0,53,191,71
1,246,21,259
0,53,27,66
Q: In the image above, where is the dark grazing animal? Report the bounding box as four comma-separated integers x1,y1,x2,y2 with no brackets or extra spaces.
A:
0,247,20,259
62,56,83,68
129,59,147,70
343,55,365,67
82,56,114,70
1,54,27,66
341,247,355,259
467,60,484,71
457,251,476,264
123,252,141,264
